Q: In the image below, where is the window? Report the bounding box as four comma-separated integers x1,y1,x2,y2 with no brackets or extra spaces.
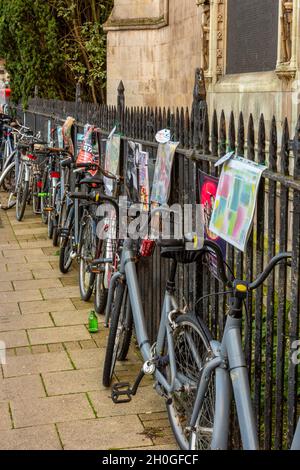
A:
226,0,279,74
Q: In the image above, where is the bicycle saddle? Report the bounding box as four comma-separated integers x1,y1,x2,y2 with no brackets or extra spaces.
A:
79,175,103,186
157,238,200,264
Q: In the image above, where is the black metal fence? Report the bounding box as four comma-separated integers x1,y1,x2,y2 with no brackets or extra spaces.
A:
14,79,300,450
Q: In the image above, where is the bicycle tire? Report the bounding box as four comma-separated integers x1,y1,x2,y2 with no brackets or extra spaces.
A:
102,282,133,387
16,166,29,222
41,168,50,224
166,314,213,450
94,271,108,315
79,216,96,301
52,184,61,247
59,208,74,274
94,239,110,315
32,176,41,214
47,211,54,239
0,160,15,192
57,196,68,247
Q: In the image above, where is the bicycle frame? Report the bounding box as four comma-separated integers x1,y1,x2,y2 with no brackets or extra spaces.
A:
189,310,300,450
109,238,188,399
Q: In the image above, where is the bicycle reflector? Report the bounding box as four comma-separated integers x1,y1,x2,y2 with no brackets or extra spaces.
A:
27,154,37,160
140,239,155,257
50,171,60,179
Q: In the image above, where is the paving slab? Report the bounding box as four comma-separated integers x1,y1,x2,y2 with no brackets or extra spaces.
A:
0,281,13,291
41,286,79,300
11,393,95,428
0,271,33,281
0,313,53,332
0,425,62,450
0,374,46,401
3,351,73,377
20,298,76,314
57,416,151,450
42,368,104,395
68,348,105,370
0,330,29,348
51,309,91,327
1,290,43,303
13,278,62,291
0,403,12,431
28,325,91,345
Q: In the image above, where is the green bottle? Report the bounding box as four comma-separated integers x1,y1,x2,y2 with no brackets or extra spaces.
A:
88,310,99,333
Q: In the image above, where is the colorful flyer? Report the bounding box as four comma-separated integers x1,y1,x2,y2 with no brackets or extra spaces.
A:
104,131,121,196
76,124,98,176
139,150,150,211
150,142,179,205
62,116,75,156
209,156,267,252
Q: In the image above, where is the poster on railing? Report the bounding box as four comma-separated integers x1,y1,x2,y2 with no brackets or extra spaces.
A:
104,130,121,196
199,171,226,266
76,124,99,176
62,116,75,156
209,156,267,252
139,150,150,211
57,126,63,149
126,141,150,210
150,142,179,205
126,141,140,203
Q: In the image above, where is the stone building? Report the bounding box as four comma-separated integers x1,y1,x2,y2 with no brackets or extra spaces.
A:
105,0,300,130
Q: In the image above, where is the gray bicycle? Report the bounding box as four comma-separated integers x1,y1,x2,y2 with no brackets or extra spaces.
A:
102,207,222,449
103,214,300,450
186,248,300,450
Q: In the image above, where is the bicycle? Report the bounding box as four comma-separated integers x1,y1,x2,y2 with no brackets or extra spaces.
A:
0,125,37,211
15,137,48,221
183,247,300,450
64,186,121,303
101,206,216,449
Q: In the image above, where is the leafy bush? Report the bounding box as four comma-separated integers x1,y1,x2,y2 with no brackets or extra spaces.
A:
0,0,113,105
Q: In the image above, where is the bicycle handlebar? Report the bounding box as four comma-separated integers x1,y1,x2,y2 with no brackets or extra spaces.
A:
249,252,292,290
68,192,119,215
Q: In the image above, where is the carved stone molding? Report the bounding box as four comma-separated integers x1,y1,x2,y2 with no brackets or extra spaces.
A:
216,0,225,77
276,0,297,80
197,0,211,72
104,0,169,31
281,0,293,63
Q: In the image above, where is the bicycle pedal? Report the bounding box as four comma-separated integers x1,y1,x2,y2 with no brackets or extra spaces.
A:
111,382,132,404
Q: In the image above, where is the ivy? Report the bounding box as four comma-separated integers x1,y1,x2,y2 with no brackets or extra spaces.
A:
0,0,113,105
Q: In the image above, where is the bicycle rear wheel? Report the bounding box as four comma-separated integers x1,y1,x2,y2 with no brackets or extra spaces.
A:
94,237,115,315
166,314,214,450
16,165,29,222
79,216,97,301
59,208,74,274
102,282,133,387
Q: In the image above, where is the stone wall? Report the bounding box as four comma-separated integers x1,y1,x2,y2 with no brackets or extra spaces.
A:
106,0,202,109
106,0,300,133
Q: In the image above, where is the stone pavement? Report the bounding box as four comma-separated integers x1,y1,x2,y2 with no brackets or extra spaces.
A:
0,206,177,450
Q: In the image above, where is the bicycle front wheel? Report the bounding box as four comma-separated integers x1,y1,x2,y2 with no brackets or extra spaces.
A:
166,314,214,450
102,282,133,387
